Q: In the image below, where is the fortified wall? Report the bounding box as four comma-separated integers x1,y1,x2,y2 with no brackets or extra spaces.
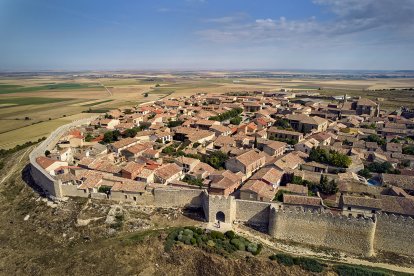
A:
269,206,376,257
29,119,414,259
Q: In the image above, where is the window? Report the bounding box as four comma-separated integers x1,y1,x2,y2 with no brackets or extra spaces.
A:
347,207,351,211
133,196,137,201
124,195,128,199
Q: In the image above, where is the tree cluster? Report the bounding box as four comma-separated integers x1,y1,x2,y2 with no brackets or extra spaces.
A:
209,108,243,122
309,147,352,168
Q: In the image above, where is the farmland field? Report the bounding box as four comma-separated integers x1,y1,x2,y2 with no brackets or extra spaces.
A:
0,71,413,149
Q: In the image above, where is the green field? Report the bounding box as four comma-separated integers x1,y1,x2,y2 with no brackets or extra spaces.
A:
0,83,102,94
0,97,72,106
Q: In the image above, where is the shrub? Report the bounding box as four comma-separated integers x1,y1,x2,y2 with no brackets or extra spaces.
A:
207,240,215,247
210,230,225,240
230,239,246,251
164,228,183,252
190,238,197,245
225,230,236,240
334,264,388,276
294,257,325,273
246,243,257,253
252,243,263,256
270,253,294,266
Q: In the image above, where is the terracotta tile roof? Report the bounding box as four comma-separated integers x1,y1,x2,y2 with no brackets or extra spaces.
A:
111,181,146,193
155,163,182,180
234,149,265,167
251,167,283,183
280,184,308,195
342,195,382,209
122,162,144,174
241,179,277,200
111,137,138,149
36,156,57,169
382,174,414,191
283,194,321,206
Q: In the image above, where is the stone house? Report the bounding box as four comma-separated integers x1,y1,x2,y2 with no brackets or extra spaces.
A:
175,156,201,173
154,163,183,184
109,138,139,154
208,170,242,196
121,162,144,180
285,114,328,134
250,167,283,189
283,194,322,211
225,149,266,178
36,157,68,176
267,127,304,143
340,195,381,218
263,141,287,157
294,138,319,154
239,179,277,202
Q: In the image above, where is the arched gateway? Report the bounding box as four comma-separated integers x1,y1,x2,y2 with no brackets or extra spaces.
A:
216,211,225,222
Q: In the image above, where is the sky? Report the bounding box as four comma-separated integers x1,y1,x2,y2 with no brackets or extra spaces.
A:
1,0,414,71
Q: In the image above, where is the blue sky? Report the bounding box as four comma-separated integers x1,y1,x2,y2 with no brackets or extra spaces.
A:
1,0,414,71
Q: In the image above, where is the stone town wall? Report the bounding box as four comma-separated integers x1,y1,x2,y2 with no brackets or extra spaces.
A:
269,206,376,257
29,116,99,198
61,184,89,198
374,213,414,257
235,199,271,227
153,188,205,208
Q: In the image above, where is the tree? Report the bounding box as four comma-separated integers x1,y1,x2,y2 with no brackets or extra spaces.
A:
230,116,242,125
365,134,386,146
44,150,51,157
143,93,148,97
274,118,291,129
358,169,372,179
254,135,258,149
309,147,351,168
403,145,414,155
202,151,229,169
319,175,338,195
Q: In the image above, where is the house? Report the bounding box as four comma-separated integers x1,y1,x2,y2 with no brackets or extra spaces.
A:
267,127,304,143
285,114,328,134
386,142,402,153
381,173,414,194
209,125,232,137
175,156,201,173
154,163,183,184
240,179,277,202
110,180,147,202
98,118,120,129
213,136,236,149
208,170,242,196
271,151,307,171
340,195,381,217
283,194,322,210
150,131,172,144
226,149,266,178
121,162,144,180
136,168,155,183
250,167,283,188
263,141,286,157
109,138,139,154
121,143,148,161
355,98,379,116
36,157,68,176
301,161,328,173
294,138,319,154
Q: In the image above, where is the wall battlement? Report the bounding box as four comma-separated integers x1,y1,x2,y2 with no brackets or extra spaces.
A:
273,206,375,224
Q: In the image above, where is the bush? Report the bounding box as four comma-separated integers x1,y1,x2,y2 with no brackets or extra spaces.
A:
210,231,225,240
309,147,352,168
164,228,183,252
225,230,236,240
230,238,246,251
294,257,325,273
252,243,263,256
334,264,388,276
270,253,294,266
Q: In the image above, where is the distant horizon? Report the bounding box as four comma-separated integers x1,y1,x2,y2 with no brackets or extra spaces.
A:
1,68,414,74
